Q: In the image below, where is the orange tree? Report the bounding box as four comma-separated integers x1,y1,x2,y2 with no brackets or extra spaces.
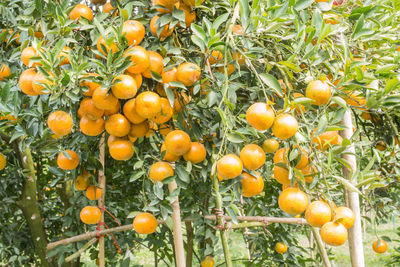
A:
1,0,400,266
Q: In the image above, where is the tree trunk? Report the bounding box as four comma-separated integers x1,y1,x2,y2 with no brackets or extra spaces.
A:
98,135,106,267
185,221,193,267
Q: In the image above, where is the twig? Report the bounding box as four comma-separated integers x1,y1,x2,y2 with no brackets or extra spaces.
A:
65,238,97,262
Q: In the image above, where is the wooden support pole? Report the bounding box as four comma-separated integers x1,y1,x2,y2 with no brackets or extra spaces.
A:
98,135,106,267
340,109,365,267
168,180,186,267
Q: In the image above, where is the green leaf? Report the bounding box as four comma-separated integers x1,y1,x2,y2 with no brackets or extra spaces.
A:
129,171,145,182
176,164,190,183
294,0,314,11
259,73,282,97
165,86,175,108
190,24,207,43
278,61,301,72
226,133,243,143
212,13,229,30
239,0,250,30
352,14,364,39
191,35,205,52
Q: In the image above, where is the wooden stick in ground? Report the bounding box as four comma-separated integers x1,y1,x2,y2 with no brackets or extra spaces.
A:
65,238,97,262
98,135,106,267
310,227,331,267
340,109,365,267
168,180,186,267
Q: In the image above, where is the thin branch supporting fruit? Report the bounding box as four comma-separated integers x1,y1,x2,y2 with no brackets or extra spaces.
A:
340,109,365,267
65,238,97,262
310,227,331,267
98,135,106,267
168,180,186,267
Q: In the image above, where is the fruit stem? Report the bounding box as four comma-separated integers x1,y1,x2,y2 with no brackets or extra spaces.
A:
310,227,332,267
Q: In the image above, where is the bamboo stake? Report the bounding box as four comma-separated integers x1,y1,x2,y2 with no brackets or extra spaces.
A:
65,238,97,262
168,180,186,267
98,135,106,267
340,109,365,267
310,228,331,267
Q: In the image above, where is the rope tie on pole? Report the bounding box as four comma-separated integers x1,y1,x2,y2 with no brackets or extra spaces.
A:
213,208,225,230
97,206,122,254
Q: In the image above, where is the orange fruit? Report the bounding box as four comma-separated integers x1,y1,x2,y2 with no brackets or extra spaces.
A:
178,1,196,27
320,222,348,246
278,188,308,216
57,150,79,170
262,139,279,153
78,98,104,120
208,50,223,65
372,239,388,254
165,130,191,156
0,153,6,170
149,161,174,182
273,146,308,169
47,111,73,136
151,97,173,124
153,0,179,13
182,0,204,6
107,135,127,147
0,64,11,80
292,93,306,114
273,166,290,185
176,62,201,86
104,100,121,116
333,207,355,229
135,91,162,118
97,36,118,56
32,72,53,94
80,206,101,224
217,154,243,180
305,201,332,228
122,20,145,46
129,121,149,138
123,98,146,124
103,2,115,13
324,13,339,25
233,24,244,35
217,64,235,75
125,46,149,74
344,91,366,107
162,67,177,85
133,212,158,234
150,16,174,41
275,242,287,254
173,92,190,114
109,140,134,160
85,185,102,200
272,113,298,140
126,72,143,88
21,46,40,67
92,87,118,110
69,4,93,21
200,256,215,267
232,51,245,65
312,129,342,151
241,171,264,197
105,114,131,137
297,164,317,183
75,174,90,191
142,51,164,79
306,80,332,106
183,142,206,163
80,117,105,136
246,103,275,131
58,46,71,65
111,74,137,99
240,144,266,170
80,74,101,96
375,141,386,151
19,68,38,96
161,143,180,162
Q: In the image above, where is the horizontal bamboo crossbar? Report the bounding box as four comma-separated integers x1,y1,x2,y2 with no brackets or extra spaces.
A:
47,216,307,251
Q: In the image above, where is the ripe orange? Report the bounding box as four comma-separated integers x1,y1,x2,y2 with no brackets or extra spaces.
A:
57,150,79,170
86,185,102,200
183,142,206,164
217,64,235,75
149,161,174,182
32,72,53,94
47,111,73,136
333,206,355,229
69,4,93,21
123,98,146,124
125,46,149,74
92,87,118,110
178,1,196,27
273,166,290,185
142,51,164,79
75,174,90,191
79,98,104,120
153,0,179,13
0,64,11,80
272,113,298,140
262,139,279,153
80,74,101,96
105,114,131,137
150,16,174,41
97,36,118,56
109,140,134,160
111,75,137,99
129,121,149,138
103,2,115,14
21,46,40,67
312,129,342,151
58,46,71,65
320,221,348,246
200,256,215,267
161,143,180,162
80,206,101,224
80,117,105,136
216,154,243,180
233,24,244,35
275,242,287,254
273,146,308,169
375,141,386,151
208,50,223,65
135,91,162,118
297,164,317,183
246,103,275,131
133,212,158,234
278,188,308,216
176,62,201,87
173,92,190,114
372,239,388,254
165,130,191,156
104,100,121,116
306,80,332,106
107,135,127,147
344,91,366,107
292,93,306,114
241,172,264,197
305,201,332,228
19,68,38,96
122,20,145,46
162,67,177,85
126,72,143,88
151,97,173,124
0,153,6,170
240,144,266,170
